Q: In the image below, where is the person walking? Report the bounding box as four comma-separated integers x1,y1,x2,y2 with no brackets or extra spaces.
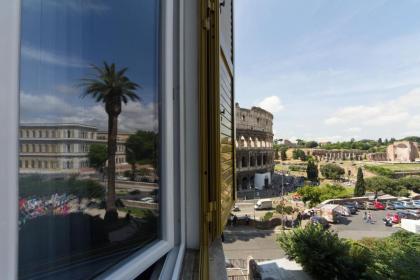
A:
363,211,367,222
367,211,372,224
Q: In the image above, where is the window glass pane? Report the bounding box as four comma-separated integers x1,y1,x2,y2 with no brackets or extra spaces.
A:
18,0,160,278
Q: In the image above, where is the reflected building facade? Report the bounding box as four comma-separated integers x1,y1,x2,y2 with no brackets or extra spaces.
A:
19,123,128,174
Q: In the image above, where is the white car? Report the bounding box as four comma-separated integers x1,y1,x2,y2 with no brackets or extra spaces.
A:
141,197,155,203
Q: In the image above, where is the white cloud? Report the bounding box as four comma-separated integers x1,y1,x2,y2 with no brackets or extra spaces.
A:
21,45,87,68
20,92,157,132
324,88,420,128
346,127,362,133
257,96,284,113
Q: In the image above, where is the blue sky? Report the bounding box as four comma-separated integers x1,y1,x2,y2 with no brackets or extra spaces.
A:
235,0,420,141
20,0,159,132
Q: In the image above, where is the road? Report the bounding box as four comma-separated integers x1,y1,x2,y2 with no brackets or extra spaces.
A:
223,209,402,262
233,200,276,220
223,226,285,260
98,180,158,193
330,209,400,239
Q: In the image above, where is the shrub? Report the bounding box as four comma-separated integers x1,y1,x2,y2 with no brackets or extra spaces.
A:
262,211,273,222
277,224,369,280
359,231,420,279
276,204,294,215
320,163,345,180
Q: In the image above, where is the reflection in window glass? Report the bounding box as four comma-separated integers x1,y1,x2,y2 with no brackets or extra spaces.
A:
18,0,160,278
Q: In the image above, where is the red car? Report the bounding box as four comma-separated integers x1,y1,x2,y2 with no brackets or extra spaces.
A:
374,201,385,210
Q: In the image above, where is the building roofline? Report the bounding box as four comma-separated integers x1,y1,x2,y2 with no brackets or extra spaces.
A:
235,102,274,118
20,123,98,129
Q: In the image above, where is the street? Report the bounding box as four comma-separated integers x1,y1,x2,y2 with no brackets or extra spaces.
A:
223,226,285,260
223,208,402,262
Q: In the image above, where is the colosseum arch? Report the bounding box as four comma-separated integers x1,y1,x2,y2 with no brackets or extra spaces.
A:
255,137,260,147
240,135,247,148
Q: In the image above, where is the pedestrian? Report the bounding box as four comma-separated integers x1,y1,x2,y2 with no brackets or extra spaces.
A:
367,211,372,224
355,201,359,209
245,214,250,225
233,215,238,226
363,211,367,221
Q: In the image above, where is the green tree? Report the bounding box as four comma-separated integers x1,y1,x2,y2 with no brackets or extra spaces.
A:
297,186,321,207
292,149,307,161
81,62,141,222
365,176,394,196
277,224,371,280
354,167,365,196
274,146,280,160
305,141,318,148
296,139,305,147
280,148,288,161
306,159,318,182
126,130,157,179
88,143,107,173
320,163,345,180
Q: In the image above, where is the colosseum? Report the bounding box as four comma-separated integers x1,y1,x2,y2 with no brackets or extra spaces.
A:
235,103,275,191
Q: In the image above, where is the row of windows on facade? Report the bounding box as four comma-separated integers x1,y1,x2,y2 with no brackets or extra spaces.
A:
19,157,126,169
237,154,273,168
19,160,83,169
237,137,273,148
240,115,271,125
20,144,125,153
20,129,96,139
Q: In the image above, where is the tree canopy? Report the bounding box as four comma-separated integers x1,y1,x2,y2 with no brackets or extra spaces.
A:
126,130,158,168
306,159,318,182
88,143,107,170
320,163,345,180
354,167,365,196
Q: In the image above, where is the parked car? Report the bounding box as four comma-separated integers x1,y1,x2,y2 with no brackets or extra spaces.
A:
401,201,416,209
310,216,330,229
393,211,420,223
390,201,406,210
364,201,385,210
343,203,357,214
412,201,420,209
141,197,155,203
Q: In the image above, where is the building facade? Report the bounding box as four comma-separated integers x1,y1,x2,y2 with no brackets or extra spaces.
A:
235,103,275,190
19,123,127,174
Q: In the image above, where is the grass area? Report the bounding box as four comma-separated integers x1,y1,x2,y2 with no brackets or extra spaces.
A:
377,163,420,171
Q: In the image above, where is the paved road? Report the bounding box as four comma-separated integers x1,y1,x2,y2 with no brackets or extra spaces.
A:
331,209,400,239
223,226,285,260
223,209,402,261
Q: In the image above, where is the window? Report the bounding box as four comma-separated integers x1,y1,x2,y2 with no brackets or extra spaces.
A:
17,0,167,279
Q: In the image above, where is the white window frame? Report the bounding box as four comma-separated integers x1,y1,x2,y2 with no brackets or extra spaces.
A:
0,0,178,279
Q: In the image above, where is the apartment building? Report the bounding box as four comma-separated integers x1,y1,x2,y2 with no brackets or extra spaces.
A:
19,123,127,174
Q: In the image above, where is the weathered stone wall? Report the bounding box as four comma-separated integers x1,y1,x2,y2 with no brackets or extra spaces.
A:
387,141,420,162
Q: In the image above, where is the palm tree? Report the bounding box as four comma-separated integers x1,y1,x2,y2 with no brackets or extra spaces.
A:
81,62,140,222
